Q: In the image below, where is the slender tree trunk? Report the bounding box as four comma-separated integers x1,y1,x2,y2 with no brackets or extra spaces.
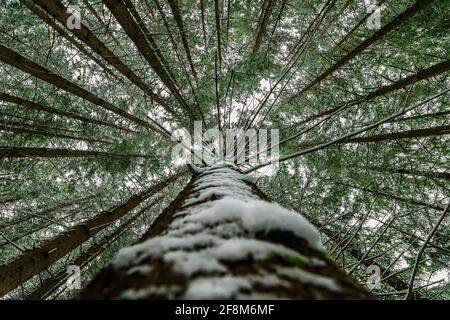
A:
0,44,163,133
0,123,112,144
25,196,162,300
340,124,450,143
0,170,185,297
336,0,387,48
0,92,132,133
253,0,275,53
103,0,197,122
28,0,178,119
391,110,450,122
199,0,208,50
0,193,100,230
264,0,287,60
20,0,121,82
214,0,222,69
0,147,154,159
297,124,450,149
288,0,435,101
167,0,198,83
122,0,184,92
294,58,450,126
81,164,371,299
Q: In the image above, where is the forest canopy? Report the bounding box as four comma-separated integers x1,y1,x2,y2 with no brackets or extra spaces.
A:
0,0,449,300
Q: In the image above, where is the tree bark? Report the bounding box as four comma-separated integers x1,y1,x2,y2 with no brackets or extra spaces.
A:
81,164,371,299
253,0,275,53
214,0,222,69
0,170,185,297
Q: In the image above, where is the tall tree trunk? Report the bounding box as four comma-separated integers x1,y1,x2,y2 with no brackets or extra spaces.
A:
103,0,197,122
293,58,450,127
167,0,199,83
0,147,154,159
297,124,450,150
391,110,450,122
0,170,185,297
0,44,164,134
28,0,179,119
253,0,275,53
288,0,435,101
340,124,450,143
0,92,132,133
25,196,163,300
0,123,112,144
214,0,222,69
199,0,208,50
81,163,371,299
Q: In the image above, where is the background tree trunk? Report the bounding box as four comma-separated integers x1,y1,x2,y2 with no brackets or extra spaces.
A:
81,164,372,299
0,171,184,296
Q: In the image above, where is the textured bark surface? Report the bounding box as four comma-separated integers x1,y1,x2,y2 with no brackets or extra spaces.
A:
253,0,275,53
81,164,372,299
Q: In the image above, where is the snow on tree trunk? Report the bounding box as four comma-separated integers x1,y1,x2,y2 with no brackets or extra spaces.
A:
81,163,372,299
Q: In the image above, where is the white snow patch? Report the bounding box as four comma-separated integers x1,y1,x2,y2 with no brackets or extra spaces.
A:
184,197,325,252
127,265,153,276
113,234,220,269
113,235,308,276
184,275,252,299
164,250,228,276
